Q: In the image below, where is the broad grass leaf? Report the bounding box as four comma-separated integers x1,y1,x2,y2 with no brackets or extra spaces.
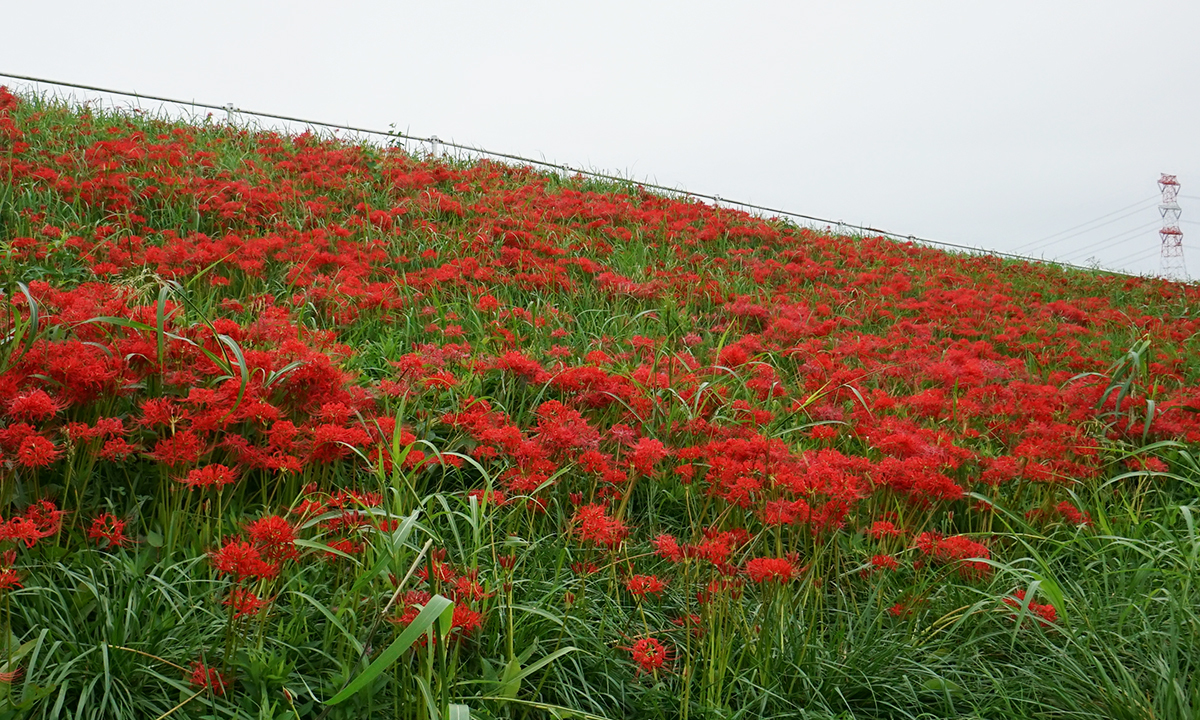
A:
325,594,453,705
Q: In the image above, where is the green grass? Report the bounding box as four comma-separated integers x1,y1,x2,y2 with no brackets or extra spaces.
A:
0,86,1199,719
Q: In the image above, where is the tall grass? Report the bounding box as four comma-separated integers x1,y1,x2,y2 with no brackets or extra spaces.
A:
0,87,1198,719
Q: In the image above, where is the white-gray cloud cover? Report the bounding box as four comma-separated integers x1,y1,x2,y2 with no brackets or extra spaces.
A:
3,1,1198,277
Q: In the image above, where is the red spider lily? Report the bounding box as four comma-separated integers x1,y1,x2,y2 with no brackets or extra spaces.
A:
0,519,45,549
321,538,362,560
870,554,900,572
223,588,269,619
188,661,231,696
572,503,627,548
5,389,64,421
88,513,133,548
0,569,22,593
571,561,600,576
23,500,64,538
208,540,278,580
326,489,384,509
1128,456,1169,473
689,536,735,567
0,423,36,452
416,560,457,584
1004,590,1058,627
1027,501,1092,527
651,534,684,563
148,430,205,467
914,532,992,580
535,400,601,454
810,424,838,440
292,498,328,519
391,590,433,626
624,637,670,674
245,515,297,560
390,591,484,643
0,502,63,548
181,463,238,490
466,488,508,507
449,605,484,636
1055,501,1092,526
16,435,60,468
98,437,138,461
627,437,668,476
671,613,705,637
697,578,745,604
867,520,903,540
625,574,668,597
450,574,490,602
745,557,798,584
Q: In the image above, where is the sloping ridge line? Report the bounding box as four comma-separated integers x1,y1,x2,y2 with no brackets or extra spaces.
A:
0,70,1148,278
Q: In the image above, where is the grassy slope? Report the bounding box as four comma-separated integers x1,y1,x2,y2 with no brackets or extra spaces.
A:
1,87,1199,719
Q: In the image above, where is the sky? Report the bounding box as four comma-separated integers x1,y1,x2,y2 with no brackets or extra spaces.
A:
3,1,1199,279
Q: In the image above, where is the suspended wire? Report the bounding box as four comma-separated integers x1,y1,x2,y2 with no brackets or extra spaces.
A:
1110,246,1161,264
0,70,1169,279
1011,195,1161,252
1057,220,1162,263
1106,249,1161,270
1016,202,1161,256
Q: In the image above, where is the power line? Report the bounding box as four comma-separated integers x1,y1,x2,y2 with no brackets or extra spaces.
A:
1011,195,1160,252
0,70,1172,279
1057,220,1162,263
1016,201,1160,256
1107,246,1162,268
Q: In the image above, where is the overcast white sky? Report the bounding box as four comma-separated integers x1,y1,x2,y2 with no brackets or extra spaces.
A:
4,1,1199,278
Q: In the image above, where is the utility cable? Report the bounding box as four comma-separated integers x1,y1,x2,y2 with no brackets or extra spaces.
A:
1011,195,1160,252
1016,201,1160,256
1057,220,1162,263
1107,246,1163,268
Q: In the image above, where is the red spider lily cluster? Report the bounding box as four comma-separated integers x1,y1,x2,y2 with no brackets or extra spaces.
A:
223,587,270,619
1004,589,1058,627
625,574,668,597
0,501,62,548
208,539,279,581
625,637,670,674
188,660,232,696
87,512,133,547
0,501,63,592
390,552,487,645
2,84,1200,703
745,556,800,584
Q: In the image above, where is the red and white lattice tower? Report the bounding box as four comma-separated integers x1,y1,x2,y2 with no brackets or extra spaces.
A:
1158,174,1187,279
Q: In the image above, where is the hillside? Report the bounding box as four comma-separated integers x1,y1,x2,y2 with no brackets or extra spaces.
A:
2,85,1199,719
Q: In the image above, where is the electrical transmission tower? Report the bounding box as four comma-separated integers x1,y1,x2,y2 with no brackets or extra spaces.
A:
1159,174,1187,279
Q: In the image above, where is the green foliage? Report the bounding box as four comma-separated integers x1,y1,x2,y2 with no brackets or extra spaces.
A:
1,86,1199,720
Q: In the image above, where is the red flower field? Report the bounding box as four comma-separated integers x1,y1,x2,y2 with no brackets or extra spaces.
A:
1,85,1199,719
